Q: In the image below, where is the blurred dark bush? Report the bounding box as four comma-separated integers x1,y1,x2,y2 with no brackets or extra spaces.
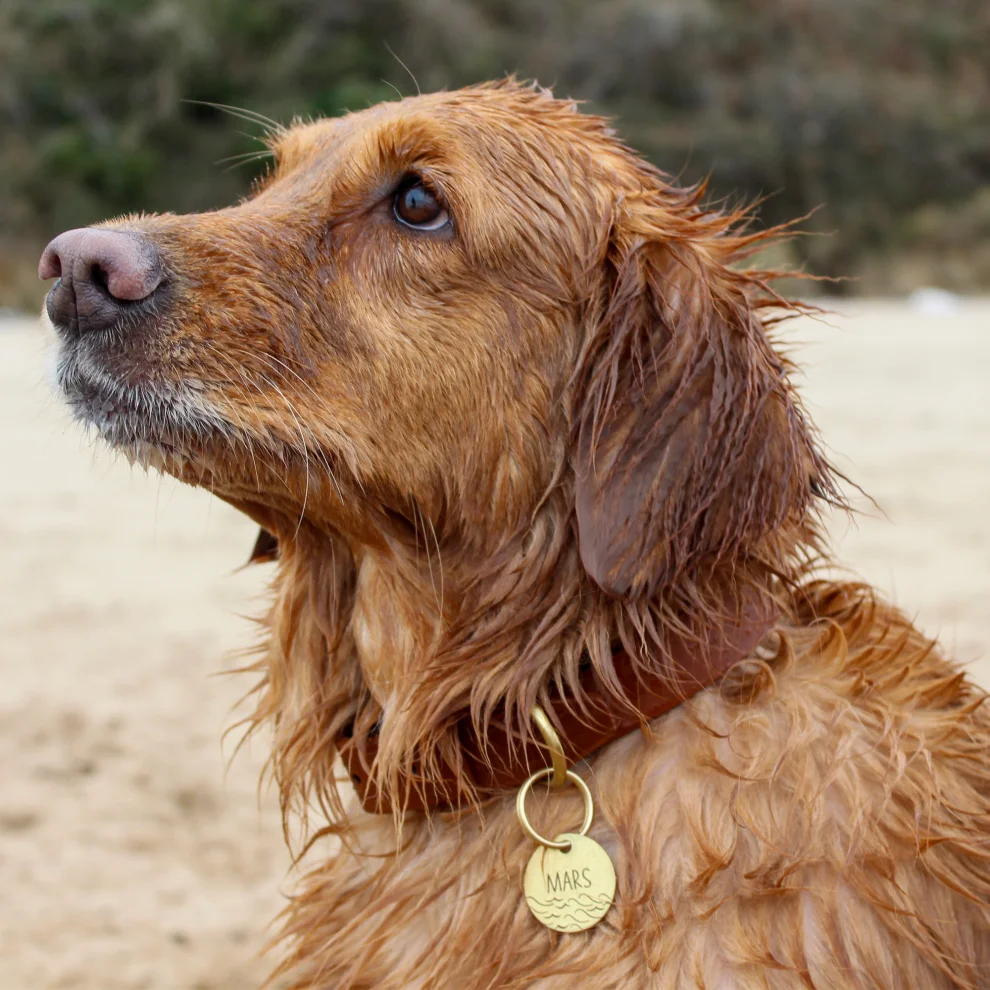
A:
1,0,988,307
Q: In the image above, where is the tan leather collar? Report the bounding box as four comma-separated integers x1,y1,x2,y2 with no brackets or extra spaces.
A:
337,599,777,815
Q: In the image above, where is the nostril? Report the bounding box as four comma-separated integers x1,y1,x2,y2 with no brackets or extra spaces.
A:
38,245,63,282
89,262,111,296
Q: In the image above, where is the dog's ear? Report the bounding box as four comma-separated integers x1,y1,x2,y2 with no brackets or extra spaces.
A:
574,192,822,598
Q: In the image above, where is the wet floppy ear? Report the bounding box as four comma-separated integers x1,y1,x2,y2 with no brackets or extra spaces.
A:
573,196,821,598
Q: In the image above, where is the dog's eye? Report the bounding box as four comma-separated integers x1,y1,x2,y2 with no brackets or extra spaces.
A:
394,178,449,230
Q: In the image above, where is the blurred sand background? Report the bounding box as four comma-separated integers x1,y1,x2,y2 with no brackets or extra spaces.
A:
1,302,988,990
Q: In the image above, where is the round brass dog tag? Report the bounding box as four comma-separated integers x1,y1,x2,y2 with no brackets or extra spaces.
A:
523,833,616,932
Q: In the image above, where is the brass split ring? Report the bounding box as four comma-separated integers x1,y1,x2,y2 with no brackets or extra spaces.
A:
515,768,594,851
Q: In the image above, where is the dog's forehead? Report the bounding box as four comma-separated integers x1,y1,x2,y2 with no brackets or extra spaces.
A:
272,87,609,182
259,87,644,251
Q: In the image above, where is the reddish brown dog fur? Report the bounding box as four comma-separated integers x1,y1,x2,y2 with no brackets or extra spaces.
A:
48,81,990,988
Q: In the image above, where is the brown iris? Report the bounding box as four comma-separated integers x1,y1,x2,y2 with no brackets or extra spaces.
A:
393,178,449,230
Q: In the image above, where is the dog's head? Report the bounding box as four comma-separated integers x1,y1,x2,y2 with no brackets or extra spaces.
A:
43,81,831,608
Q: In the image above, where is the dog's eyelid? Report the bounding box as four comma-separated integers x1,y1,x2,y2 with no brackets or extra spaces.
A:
394,170,446,203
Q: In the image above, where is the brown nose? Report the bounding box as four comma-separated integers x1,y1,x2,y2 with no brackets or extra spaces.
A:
39,228,165,335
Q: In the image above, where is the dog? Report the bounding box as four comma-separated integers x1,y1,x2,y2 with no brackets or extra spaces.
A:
42,80,990,988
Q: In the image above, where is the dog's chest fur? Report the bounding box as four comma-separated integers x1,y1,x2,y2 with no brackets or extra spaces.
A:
270,585,990,989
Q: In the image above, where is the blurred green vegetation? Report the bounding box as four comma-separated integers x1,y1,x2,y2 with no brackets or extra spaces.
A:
1,0,988,308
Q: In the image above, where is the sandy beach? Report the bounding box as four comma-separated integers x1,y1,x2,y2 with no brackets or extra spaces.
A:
1,301,988,989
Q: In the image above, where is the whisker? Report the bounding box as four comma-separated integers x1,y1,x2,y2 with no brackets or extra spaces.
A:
233,129,273,147
232,368,300,499
216,150,276,171
210,385,264,492
254,371,313,537
381,78,405,102
258,353,349,504
182,99,284,135
384,42,420,96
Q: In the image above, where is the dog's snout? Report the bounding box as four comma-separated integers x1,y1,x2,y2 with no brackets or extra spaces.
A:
39,228,165,335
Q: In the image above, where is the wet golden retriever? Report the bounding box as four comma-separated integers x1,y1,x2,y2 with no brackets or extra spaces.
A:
42,80,990,988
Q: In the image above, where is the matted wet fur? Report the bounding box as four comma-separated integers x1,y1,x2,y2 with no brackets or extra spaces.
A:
49,81,990,988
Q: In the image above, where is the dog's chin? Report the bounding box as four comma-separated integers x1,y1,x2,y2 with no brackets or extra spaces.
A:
51,332,346,522
53,339,228,478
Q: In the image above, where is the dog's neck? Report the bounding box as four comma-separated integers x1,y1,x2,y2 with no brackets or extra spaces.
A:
250,513,797,822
